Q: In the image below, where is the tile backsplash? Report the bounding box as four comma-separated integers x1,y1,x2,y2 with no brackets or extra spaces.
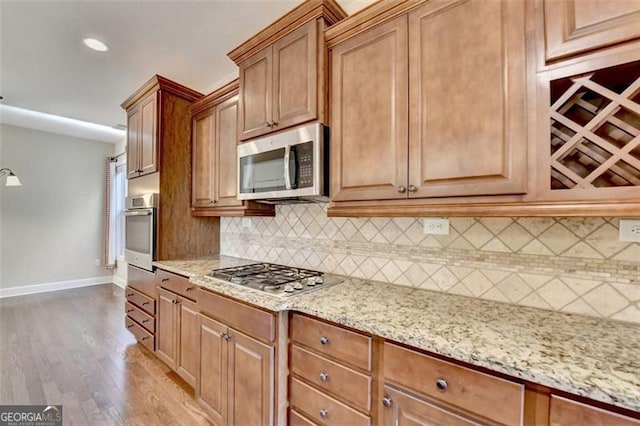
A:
221,204,639,323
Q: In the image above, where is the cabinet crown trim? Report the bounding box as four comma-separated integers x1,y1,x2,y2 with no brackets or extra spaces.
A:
324,0,424,47
121,74,204,111
227,0,347,64
190,79,240,115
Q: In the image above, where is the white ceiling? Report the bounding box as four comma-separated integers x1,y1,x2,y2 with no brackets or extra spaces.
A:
0,0,372,139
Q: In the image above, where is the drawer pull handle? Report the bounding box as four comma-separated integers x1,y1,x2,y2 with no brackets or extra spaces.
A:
142,301,150,306
382,396,392,407
142,319,149,323
141,336,149,341
319,372,329,382
436,378,448,391
127,324,134,328
126,309,133,313
161,277,169,282
319,409,328,419
185,286,194,292
126,293,134,297
171,299,178,304
320,336,329,345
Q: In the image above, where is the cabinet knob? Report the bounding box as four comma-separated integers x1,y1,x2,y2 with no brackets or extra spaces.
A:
397,186,406,193
161,277,169,282
382,396,392,407
320,336,329,345
222,332,231,341
265,122,271,128
209,200,216,204
319,409,328,419
319,372,329,382
271,121,278,127
408,184,417,192
436,378,448,391
171,299,178,304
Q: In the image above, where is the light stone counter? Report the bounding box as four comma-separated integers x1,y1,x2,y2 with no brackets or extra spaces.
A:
153,257,640,413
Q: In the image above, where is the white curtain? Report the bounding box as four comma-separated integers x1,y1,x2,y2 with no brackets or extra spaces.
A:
104,157,118,270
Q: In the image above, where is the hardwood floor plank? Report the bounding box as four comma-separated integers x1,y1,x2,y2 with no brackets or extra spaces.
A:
0,284,213,425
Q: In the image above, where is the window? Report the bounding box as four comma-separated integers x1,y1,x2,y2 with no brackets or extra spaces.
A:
114,162,127,260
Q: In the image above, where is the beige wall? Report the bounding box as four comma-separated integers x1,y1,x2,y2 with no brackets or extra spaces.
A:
0,124,114,292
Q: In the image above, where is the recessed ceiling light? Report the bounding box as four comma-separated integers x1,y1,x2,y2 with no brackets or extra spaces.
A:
83,38,108,52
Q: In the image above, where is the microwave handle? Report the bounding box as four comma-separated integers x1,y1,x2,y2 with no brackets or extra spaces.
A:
125,210,152,216
283,145,298,190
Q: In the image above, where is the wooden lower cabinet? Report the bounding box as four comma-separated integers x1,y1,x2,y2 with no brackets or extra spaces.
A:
550,395,640,426
382,384,482,426
155,286,198,386
196,289,276,426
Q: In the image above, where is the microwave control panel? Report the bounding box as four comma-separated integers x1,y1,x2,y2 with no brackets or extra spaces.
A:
296,141,314,188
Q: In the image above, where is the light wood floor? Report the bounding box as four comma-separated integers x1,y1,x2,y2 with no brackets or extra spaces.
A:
0,284,211,425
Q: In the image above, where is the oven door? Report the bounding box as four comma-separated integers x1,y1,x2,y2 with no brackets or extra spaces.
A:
124,208,155,271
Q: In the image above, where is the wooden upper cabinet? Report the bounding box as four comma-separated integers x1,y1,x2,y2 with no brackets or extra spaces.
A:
330,15,409,202
192,107,216,208
190,80,274,217
126,107,141,179
544,0,640,62
272,21,318,131
239,48,273,140
229,0,347,141
408,0,527,198
216,95,243,208
125,93,157,179
121,75,202,180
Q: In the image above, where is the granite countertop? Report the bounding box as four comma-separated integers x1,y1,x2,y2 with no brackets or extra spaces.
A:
154,257,640,413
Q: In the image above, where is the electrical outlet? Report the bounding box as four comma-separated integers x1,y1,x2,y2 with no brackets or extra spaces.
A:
242,218,252,228
95,259,101,266
423,218,450,235
619,219,640,242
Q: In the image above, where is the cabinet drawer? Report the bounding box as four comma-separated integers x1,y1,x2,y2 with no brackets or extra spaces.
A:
127,264,157,298
157,269,196,301
197,287,275,343
125,316,154,351
289,409,318,426
550,395,640,426
383,342,523,425
291,314,371,371
125,301,155,334
291,344,371,412
290,378,370,426
125,286,155,316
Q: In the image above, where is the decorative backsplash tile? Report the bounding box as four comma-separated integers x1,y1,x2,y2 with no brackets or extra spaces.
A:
220,204,640,323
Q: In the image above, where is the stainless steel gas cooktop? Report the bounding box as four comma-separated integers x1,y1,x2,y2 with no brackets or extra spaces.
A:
207,263,342,297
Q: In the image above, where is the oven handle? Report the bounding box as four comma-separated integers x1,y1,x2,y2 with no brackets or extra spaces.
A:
125,210,152,216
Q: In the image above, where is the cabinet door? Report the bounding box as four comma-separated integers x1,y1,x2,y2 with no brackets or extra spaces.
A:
192,107,216,208
126,107,141,179
228,329,274,426
197,314,228,426
408,0,527,198
382,385,482,426
550,395,640,426
216,94,243,208
139,92,158,176
330,15,409,201
272,20,318,131
545,0,640,62
176,297,198,387
239,47,273,140
156,288,177,369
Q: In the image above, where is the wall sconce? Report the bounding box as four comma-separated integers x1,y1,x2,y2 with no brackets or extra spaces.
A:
0,168,22,186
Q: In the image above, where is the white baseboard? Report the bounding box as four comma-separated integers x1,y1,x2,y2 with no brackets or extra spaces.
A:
0,276,115,298
112,276,126,289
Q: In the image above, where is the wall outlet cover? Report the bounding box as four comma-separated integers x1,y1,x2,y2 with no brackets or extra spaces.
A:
423,218,450,235
619,219,640,242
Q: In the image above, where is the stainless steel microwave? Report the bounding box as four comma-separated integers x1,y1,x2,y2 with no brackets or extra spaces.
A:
237,123,329,202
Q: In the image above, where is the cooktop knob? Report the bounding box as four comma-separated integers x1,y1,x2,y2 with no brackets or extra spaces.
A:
293,282,303,290
306,277,316,286
314,276,324,285
283,284,295,292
